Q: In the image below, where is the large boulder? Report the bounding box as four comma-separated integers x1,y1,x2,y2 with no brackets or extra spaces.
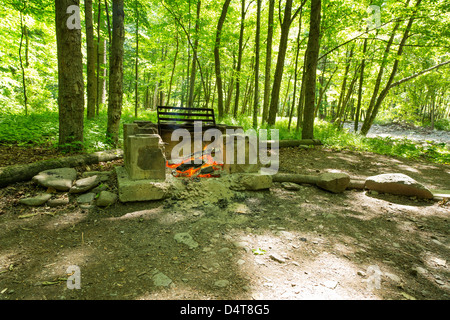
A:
32,168,77,191
365,173,434,199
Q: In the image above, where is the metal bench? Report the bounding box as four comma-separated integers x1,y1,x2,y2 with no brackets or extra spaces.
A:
157,106,216,134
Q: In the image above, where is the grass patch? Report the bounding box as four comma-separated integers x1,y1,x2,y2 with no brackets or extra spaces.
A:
0,111,448,164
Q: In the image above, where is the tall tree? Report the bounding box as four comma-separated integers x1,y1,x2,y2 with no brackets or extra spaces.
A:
253,0,261,128
19,6,28,116
233,0,247,118
135,0,139,117
188,0,201,109
55,0,85,150
106,0,125,146
214,0,232,119
262,0,275,123
85,0,97,119
302,0,321,139
267,0,305,126
361,0,422,136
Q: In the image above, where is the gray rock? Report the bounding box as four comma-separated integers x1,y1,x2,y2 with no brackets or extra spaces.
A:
174,232,198,249
77,193,96,204
269,253,286,263
32,168,77,191
365,173,434,199
152,270,173,287
47,198,69,207
96,191,118,207
214,280,230,288
82,171,112,182
316,172,350,193
19,194,52,206
69,175,100,194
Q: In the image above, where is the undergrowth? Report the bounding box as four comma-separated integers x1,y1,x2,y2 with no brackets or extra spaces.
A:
0,111,448,165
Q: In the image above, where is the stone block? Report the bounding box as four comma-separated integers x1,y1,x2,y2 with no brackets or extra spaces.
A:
116,166,171,202
125,134,166,181
221,133,261,174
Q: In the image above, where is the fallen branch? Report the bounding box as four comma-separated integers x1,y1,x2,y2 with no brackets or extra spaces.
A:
0,149,123,188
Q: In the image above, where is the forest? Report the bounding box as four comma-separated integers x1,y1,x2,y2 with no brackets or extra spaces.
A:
0,0,449,302
0,0,449,161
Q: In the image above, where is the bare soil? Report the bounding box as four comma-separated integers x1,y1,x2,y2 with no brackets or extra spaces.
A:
0,145,449,300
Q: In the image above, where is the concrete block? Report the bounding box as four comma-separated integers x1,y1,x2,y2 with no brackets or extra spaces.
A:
116,166,171,202
125,134,166,181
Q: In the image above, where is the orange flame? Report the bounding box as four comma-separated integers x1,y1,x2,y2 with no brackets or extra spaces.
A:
167,145,224,178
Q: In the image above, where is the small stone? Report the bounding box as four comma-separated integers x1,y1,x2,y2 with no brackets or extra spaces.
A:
174,232,198,249
321,280,338,289
384,273,401,283
47,198,69,208
152,271,172,287
19,194,52,206
269,253,286,263
69,176,100,194
214,280,230,288
96,191,118,207
77,193,96,204
435,279,445,286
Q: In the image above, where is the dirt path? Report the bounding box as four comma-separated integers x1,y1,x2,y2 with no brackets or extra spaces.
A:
343,122,450,145
0,147,449,300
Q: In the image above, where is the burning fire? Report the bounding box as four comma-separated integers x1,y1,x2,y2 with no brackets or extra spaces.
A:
167,145,224,178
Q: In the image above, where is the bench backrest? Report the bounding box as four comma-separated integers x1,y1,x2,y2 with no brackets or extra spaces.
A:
157,106,216,133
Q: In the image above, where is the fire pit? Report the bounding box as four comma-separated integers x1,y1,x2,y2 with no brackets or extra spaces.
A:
116,120,275,203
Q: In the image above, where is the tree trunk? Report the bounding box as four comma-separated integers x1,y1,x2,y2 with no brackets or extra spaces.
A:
188,0,201,109
234,0,246,118
262,0,275,124
288,11,303,130
135,0,139,117
361,0,422,135
267,0,294,126
167,35,179,106
355,36,368,132
302,0,321,140
253,0,261,128
0,150,123,188
19,10,28,116
96,1,106,115
214,0,232,119
106,0,125,147
55,0,85,151
296,51,308,131
86,0,97,119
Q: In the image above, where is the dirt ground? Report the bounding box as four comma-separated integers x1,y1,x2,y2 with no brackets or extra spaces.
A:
0,145,449,300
